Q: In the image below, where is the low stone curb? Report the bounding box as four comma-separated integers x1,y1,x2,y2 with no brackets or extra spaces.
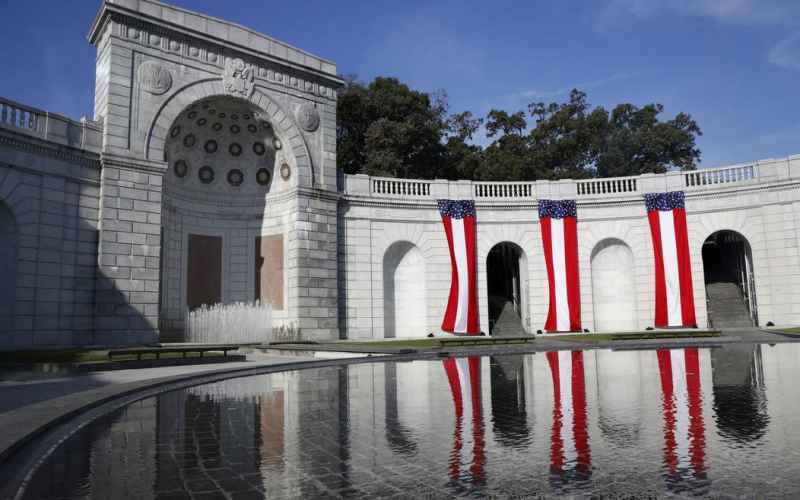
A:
0,354,247,374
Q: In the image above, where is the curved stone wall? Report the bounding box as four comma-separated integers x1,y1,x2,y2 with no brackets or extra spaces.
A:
339,156,800,336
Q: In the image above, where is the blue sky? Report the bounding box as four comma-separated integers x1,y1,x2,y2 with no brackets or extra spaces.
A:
1,0,798,167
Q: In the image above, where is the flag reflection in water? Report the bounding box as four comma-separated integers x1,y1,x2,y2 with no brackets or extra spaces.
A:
443,357,485,485
657,348,707,485
546,350,591,482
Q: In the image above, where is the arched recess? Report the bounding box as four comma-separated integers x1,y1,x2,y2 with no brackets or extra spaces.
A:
0,200,17,334
486,242,529,335
145,79,314,187
383,241,427,338
702,230,758,327
591,238,637,331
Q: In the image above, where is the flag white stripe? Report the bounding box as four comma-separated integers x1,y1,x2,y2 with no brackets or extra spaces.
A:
551,218,571,331
456,358,473,467
670,349,690,468
557,351,576,465
658,210,683,327
451,218,469,333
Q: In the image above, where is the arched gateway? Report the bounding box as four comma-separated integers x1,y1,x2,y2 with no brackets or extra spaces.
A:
702,230,758,327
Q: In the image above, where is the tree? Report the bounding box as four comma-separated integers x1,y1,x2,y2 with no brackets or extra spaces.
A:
336,76,450,179
337,76,702,181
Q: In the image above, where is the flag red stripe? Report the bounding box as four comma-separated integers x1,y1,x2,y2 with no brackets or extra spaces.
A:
564,217,581,331
441,215,459,333
540,217,558,332
673,208,697,327
463,215,480,334
648,210,668,327
571,351,590,471
657,350,678,471
546,352,564,471
684,349,705,475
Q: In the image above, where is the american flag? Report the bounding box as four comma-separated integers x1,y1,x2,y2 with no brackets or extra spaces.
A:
539,200,582,332
438,200,480,334
645,192,697,328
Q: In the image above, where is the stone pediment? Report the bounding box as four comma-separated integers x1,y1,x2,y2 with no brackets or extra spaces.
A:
89,0,342,101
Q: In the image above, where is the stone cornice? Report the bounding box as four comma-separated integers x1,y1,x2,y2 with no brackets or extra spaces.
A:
0,130,101,169
89,3,343,97
101,152,166,174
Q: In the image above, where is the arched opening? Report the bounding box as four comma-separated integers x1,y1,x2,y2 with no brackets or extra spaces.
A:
486,242,528,335
702,230,757,327
0,201,16,334
591,239,637,331
383,242,426,338
159,95,291,338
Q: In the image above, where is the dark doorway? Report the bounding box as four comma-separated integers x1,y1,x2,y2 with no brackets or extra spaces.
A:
702,231,757,327
187,234,222,310
486,242,527,335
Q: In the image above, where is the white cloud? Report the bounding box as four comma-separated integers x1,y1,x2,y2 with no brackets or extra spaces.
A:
605,0,800,25
511,72,640,101
769,32,800,70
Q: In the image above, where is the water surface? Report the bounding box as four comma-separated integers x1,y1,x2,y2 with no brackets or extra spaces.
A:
17,343,800,498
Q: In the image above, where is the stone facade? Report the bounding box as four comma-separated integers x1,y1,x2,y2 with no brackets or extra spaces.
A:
0,0,799,348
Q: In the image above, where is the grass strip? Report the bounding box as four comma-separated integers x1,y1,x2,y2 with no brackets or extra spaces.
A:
770,327,800,335
551,331,720,343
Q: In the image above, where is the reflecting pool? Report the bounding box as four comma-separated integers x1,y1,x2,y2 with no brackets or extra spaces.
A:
16,343,800,498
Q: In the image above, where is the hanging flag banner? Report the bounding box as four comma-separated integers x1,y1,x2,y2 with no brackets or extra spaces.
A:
645,192,697,328
539,199,581,332
443,357,485,484
546,350,591,479
438,199,479,335
657,348,707,482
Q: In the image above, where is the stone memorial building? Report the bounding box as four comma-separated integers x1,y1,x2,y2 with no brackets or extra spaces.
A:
1,0,800,348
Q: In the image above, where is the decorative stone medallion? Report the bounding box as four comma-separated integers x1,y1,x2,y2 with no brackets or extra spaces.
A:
229,143,242,157
227,169,244,186
204,140,218,154
139,61,172,95
280,162,291,181
174,160,188,178
222,57,254,99
256,168,272,186
273,138,282,150
296,103,320,132
198,166,215,184
253,142,266,156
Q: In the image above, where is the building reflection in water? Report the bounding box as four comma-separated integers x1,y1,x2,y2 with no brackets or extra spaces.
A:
594,350,643,448
711,344,769,442
546,350,591,484
18,344,800,499
443,357,486,486
384,363,418,455
490,355,531,448
657,348,707,490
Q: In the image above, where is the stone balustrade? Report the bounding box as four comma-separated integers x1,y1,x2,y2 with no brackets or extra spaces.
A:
0,97,102,153
344,155,800,202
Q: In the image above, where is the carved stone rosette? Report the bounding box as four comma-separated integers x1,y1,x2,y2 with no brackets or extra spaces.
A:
139,61,172,95
296,103,320,132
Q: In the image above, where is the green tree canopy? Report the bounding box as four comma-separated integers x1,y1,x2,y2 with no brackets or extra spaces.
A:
337,77,702,181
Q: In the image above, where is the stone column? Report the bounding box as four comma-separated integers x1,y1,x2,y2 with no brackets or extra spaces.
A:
94,154,164,345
